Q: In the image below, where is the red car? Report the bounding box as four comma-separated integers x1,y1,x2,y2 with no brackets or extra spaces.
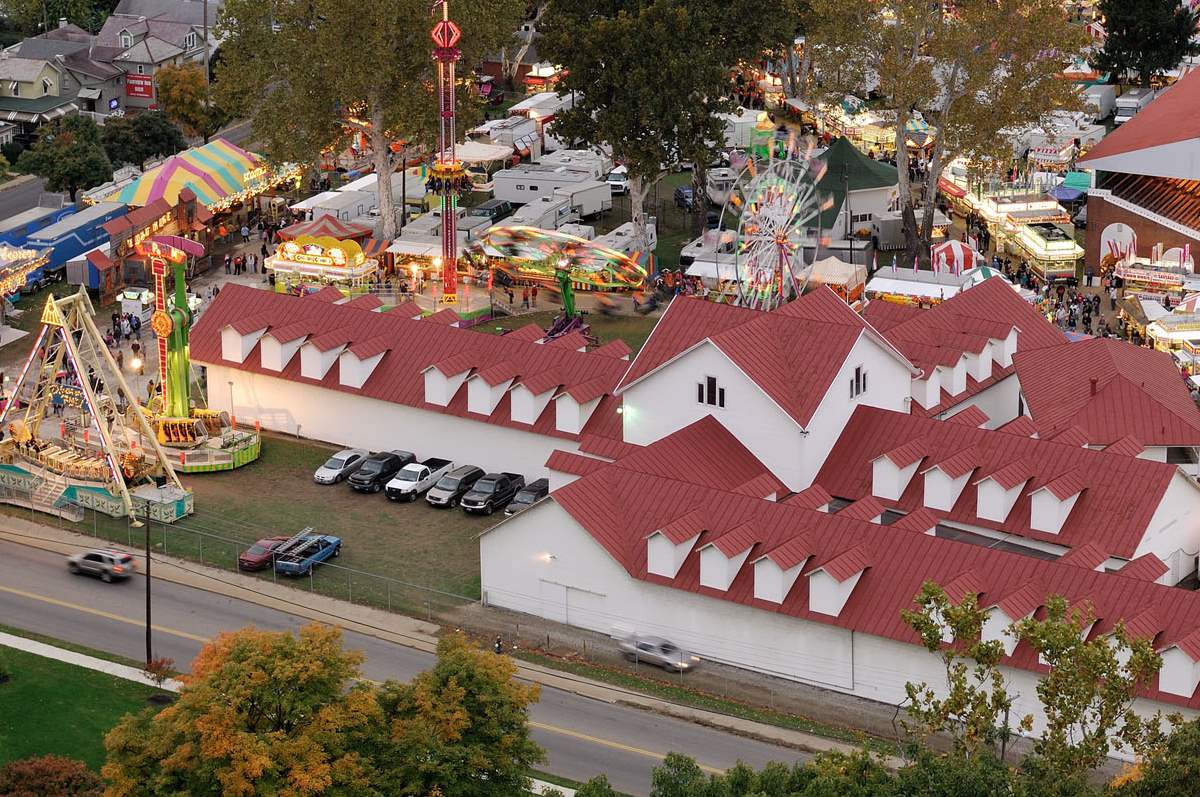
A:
238,536,291,571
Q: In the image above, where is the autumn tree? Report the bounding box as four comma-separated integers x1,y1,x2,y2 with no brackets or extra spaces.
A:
101,624,382,797
373,632,543,797
16,116,111,201
0,755,102,797
1111,716,1200,797
154,63,229,143
540,0,798,250
808,0,1088,263
1091,0,1200,88
215,0,523,240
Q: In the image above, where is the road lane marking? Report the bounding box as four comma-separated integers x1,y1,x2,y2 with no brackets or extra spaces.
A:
0,585,210,643
529,720,724,774
0,585,725,774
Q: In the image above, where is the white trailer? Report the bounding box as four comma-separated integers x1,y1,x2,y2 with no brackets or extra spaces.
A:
536,149,613,180
1114,87,1156,125
492,164,597,205
506,196,577,230
595,219,657,255
1083,84,1116,122
553,180,612,218
717,108,758,149
311,190,375,221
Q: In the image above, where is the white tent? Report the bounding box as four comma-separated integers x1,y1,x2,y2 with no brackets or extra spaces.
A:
804,256,866,289
439,141,515,164
289,190,341,211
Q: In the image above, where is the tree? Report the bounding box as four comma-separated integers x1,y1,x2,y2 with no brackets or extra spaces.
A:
1091,0,1200,88
154,63,229,143
100,116,143,168
133,112,188,164
1,0,98,35
101,624,382,797
0,755,102,797
1112,716,1200,797
373,632,543,797
575,774,621,797
650,752,709,797
892,748,1015,797
540,0,797,251
215,0,523,241
16,116,112,201
499,3,549,90
808,0,1088,263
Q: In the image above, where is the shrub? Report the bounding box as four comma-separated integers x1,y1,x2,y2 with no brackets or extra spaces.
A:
0,755,102,796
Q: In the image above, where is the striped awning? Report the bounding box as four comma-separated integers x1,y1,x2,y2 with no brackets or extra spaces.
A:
361,238,389,258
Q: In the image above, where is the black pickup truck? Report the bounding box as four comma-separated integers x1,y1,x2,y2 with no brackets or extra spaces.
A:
459,472,525,515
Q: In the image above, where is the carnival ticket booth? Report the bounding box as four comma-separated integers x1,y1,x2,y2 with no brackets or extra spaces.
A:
1011,223,1083,282
266,235,378,295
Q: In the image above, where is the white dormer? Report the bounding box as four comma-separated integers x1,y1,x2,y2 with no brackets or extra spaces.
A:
259,329,307,372
871,445,923,501
300,339,346,380
922,452,975,511
911,368,942,410
753,538,811,604
982,582,1042,655
646,526,701,579
422,355,473,407
338,349,385,389
806,546,869,617
555,392,601,435
1029,474,1083,535
699,535,755,592
936,358,967,396
467,368,516,416
1159,641,1200,698
221,321,267,363
981,607,1022,656
965,342,992,382
511,383,557,424
991,327,1018,367
975,464,1031,522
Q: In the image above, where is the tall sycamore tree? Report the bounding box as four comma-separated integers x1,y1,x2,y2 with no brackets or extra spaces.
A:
539,0,797,251
808,0,1088,263
215,0,523,240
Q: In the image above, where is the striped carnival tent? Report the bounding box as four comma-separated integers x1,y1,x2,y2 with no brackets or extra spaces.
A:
279,215,373,241
931,239,983,276
105,139,277,210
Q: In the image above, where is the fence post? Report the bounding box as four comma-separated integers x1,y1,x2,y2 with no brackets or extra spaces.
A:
387,581,391,612
347,570,352,604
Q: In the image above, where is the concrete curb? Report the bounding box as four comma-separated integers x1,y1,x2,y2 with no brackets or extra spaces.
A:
0,631,183,692
0,515,882,762
0,174,37,194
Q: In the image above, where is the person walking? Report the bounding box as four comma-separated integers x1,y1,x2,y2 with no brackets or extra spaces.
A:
522,286,530,309
240,224,250,243
115,349,124,372
224,254,232,274
261,241,269,260
531,285,538,307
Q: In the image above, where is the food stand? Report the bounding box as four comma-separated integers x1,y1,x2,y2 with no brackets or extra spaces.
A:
1011,223,1083,282
266,235,378,295
1147,314,1200,354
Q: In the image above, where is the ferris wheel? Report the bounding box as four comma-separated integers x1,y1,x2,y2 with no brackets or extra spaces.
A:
720,145,826,311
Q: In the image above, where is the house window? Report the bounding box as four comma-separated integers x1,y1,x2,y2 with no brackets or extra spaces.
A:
185,32,197,49
119,31,132,48
516,184,525,190
850,365,867,399
41,77,52,95
8,81,17,96
528,184,538,191
696,376,725,408
136,64,145,75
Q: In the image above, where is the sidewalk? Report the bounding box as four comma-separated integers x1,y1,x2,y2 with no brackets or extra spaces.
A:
0,514,885,762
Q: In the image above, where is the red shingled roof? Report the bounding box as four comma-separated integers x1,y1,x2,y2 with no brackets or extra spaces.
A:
946,406,990,427
190,284,626,444
817,406,1178,558
1014,338,1200,447
1078,70,1200,168
103,197,171,237
541,448,1200,705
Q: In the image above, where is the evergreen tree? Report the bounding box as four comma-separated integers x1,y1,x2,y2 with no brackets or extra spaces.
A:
1091,0,1200,87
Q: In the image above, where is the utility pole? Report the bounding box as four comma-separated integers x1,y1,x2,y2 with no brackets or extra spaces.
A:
202,0,210,85
136,500,153,667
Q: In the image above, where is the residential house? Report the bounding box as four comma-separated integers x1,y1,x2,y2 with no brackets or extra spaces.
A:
95,12,209,110
14,22,124,119
0,51,77,139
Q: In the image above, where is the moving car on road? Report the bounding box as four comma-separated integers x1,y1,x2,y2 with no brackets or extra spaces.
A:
313,449,368,484
273,534,342,576
460,472,525,515
617,635,701,672
505,478,549,516
66,549,136,583
385,458,455,501
425,465,485,508
237,536,292,571
347,450,415,493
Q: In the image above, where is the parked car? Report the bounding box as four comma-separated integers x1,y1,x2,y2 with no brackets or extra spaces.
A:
238,536,292,571
460,472,525,515
386,458,455,501
605,165,629,195
505,478,550,516
425,465,485,508
673,185,696,211
347,450,415,493
313,449,368,484
67,549,136,582
617,635,701,672
468,198,514,224
273,535,342,576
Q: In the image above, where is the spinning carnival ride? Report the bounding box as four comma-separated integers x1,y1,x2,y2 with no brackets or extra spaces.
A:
719,144,827,311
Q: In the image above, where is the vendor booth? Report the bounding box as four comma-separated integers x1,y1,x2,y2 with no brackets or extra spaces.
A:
266,235,378,295
1011,223,1083,281
279,215,373,242
803,256,866,304
1147,314,1200,354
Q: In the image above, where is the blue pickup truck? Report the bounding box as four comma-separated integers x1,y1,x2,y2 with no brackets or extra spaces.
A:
272,534,342,576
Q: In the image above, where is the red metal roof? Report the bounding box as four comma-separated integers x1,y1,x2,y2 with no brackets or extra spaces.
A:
578,433,641,461
547,331,589,350
545,452,1200,701
1106,435,1146,457
1037,469,1086,501
890,508,939,534
428,351,475,377
1118,553,1170,583
943,570,984,603
264,322,309,344
229,313,272,335
347,335,392,359
505,324,546,343
593,339,632,359
816,406,1177,558
544,449,607,478
1078,70,1200,168
190,284,626,444
305,285,345,303
881,440,926,468
475,360,520,386
979,458,1033,491
343,294,383,311
1058,542,1107,571
1048,425,1091,447
389,300,423,319
1014,338,1200,447
946,405,990,427
708,522,760,557
838,496,884,522
426,308,461,325
996,416,1038,437
1122,607,1163,642
929,447,979,479
104,197,171,237
308,327,353,353
785,484,833,510
86,249,115,271
810,543,872,582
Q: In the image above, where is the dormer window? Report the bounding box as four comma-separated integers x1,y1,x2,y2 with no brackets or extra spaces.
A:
697,376,725,408
850,365,868,398
185,32,197,49
8,81,17,96
119,31,132,48
41,77,52,95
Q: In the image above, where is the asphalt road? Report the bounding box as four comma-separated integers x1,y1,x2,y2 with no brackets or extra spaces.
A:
0,176,50,219
0,543,806,794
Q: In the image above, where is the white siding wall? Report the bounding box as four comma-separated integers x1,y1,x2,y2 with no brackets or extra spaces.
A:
204,363,578,478
937,374,1022,428
1134,471,1200,583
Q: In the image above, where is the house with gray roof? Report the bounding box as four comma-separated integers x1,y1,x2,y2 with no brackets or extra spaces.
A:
0,51,78,137
14,22,124,118
95,12,209,109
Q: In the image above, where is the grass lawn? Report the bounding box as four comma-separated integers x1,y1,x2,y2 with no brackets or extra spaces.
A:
0,645,161,770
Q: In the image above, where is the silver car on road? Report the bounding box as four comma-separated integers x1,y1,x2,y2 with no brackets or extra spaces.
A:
617,635,701,672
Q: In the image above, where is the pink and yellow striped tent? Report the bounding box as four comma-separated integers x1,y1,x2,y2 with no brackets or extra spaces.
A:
106,138,269,209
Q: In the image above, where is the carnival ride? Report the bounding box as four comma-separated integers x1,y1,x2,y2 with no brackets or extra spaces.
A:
479,225,648,338
0,289,192,522
137,235,261,472
718,139,827,311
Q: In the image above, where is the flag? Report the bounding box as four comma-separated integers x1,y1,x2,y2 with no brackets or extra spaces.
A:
914,253,919,274
891,254,897,274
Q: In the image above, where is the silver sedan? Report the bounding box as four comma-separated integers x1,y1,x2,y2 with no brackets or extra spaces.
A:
617,635,701,672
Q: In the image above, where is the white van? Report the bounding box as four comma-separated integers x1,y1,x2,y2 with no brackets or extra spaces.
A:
606,165,629,196
1114,87,1156,125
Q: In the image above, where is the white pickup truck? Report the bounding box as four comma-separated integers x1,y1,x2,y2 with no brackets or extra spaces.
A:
384,458,454,502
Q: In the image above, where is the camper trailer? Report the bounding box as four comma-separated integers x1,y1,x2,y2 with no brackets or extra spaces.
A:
492,164,597,205
717,108,758,149
1114,87,1156,125
506,196,577,230
553,180,612,218
536,149,614,180
595,219,657,256
472,116,541,160
1083,84,1116,122
706,167,739,206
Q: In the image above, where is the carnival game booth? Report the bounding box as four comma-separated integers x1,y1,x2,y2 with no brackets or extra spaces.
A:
802,256,866,305
1147,314,1200,355
266,235,378,296
1011,222,1083,282
278,215,372,243
930,239,983,276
